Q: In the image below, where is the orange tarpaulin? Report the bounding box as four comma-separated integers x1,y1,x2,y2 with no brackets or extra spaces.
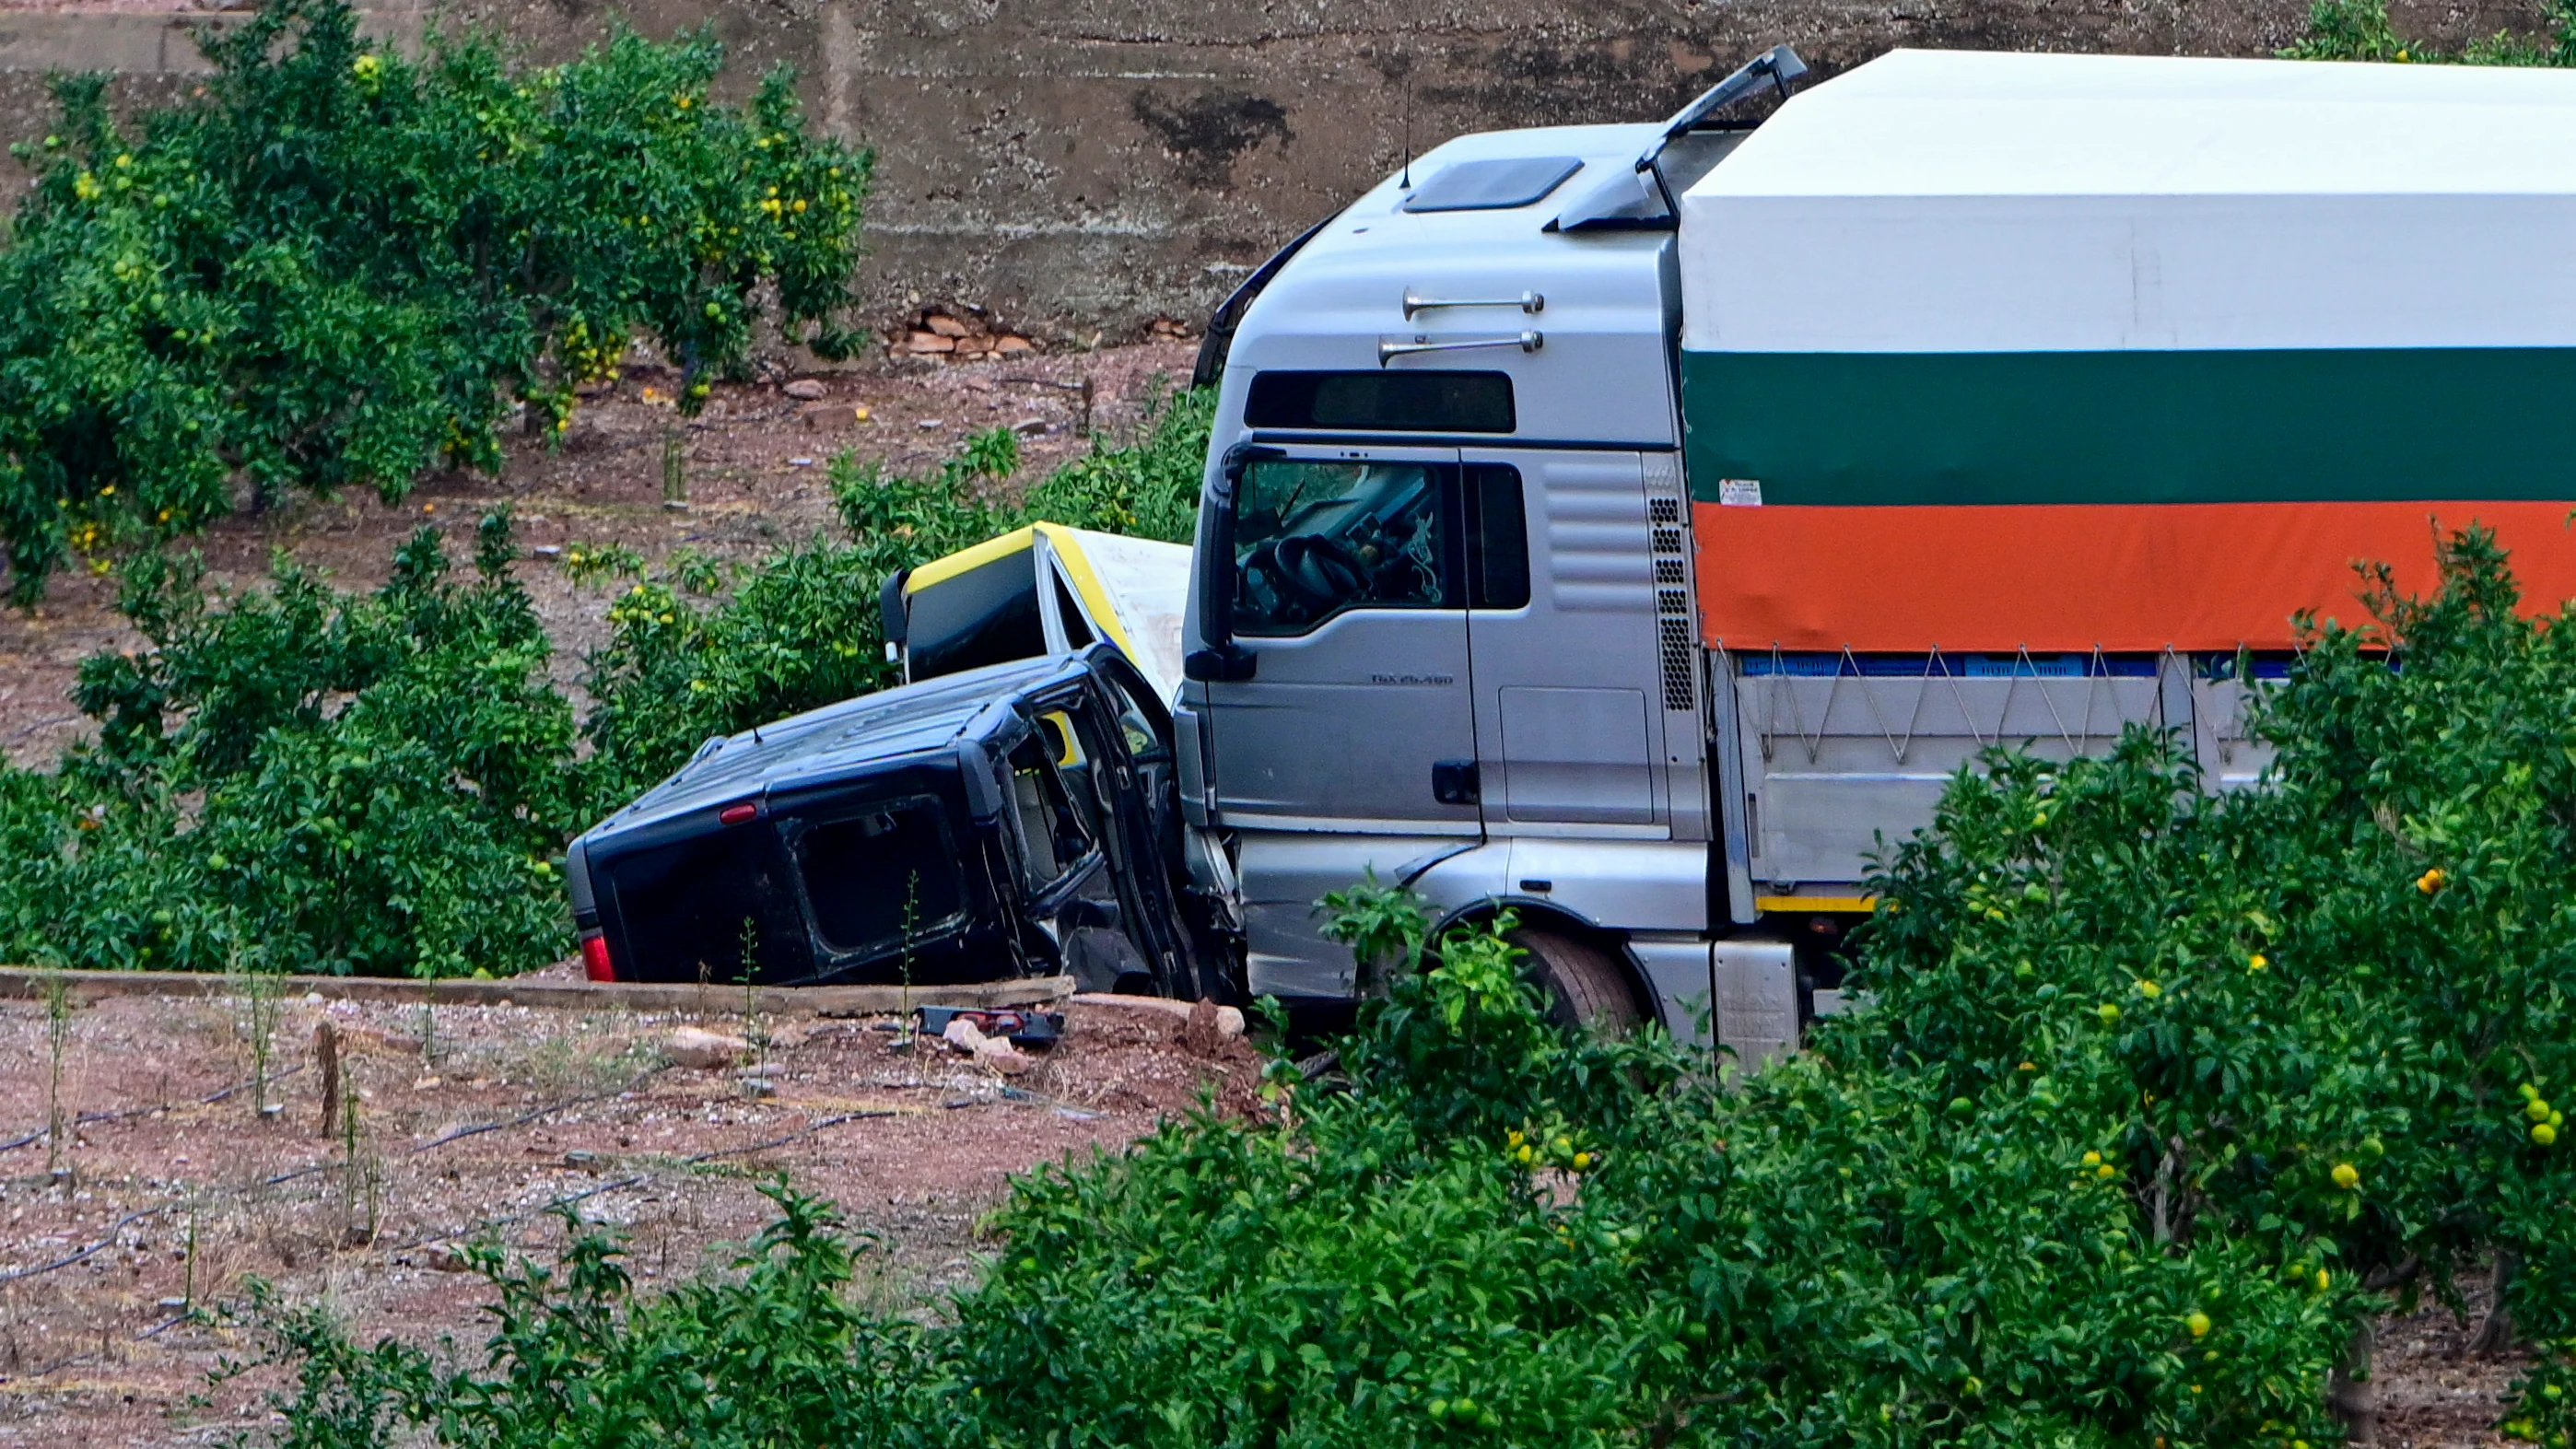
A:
1692,500,2576,653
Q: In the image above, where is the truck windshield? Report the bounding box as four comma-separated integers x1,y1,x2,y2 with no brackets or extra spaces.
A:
1232,459,1451,635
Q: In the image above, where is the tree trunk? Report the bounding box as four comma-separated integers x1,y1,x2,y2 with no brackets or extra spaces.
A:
312,1021,340,1140
2470,1251,2521,1359
2330,1315,2380,1444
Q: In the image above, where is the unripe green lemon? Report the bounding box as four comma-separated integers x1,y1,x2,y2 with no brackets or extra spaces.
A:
2186,1311,2211,1338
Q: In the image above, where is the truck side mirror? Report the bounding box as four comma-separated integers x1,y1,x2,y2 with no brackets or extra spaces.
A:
1184,443,1276,684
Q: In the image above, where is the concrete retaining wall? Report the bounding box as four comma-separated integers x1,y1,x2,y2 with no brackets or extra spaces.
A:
0,0,2544,340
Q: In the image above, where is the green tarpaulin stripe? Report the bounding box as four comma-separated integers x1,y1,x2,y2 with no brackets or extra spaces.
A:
1680,347,2576,507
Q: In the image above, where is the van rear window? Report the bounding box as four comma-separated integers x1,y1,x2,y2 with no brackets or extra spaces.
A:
1246,370,1515,434
791,800,966,958
599,828,811,984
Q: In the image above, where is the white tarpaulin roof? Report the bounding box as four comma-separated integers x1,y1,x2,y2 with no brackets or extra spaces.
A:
1679,49,2576,353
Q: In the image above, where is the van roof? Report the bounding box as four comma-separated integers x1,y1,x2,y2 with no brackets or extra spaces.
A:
586,651,1082,840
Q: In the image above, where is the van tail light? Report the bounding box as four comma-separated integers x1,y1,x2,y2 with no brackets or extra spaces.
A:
719,801,759,825
580,934,616,983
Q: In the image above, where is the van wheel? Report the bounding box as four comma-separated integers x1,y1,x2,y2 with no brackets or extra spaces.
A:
1508,928,1641,1036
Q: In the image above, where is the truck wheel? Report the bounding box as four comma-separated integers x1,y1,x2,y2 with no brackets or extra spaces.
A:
1508,928,1641,1036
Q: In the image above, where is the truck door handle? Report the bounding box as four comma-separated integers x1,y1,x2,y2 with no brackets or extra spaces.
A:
1433,760,1481,806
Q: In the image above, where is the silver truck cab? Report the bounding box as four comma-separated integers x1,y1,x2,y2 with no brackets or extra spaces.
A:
1177,118,1748,1040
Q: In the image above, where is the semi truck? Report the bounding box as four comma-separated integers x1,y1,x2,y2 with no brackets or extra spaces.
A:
1174,44,2576,1063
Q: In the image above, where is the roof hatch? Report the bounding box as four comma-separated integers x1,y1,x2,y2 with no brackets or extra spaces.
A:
1402,156,1584,213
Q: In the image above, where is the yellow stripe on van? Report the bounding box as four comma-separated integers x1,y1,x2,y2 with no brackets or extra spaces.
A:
904,526,1036,593
1755,894,1877,914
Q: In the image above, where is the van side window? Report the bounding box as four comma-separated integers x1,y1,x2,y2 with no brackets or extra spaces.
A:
1232,459,1454,636
790,800,966,959
1465,463,1529,610
1098,672,1170,763
1004,735,1094,892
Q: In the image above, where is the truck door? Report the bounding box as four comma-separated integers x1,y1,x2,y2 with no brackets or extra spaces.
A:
1198,445,1479,833
1458,449,1665,828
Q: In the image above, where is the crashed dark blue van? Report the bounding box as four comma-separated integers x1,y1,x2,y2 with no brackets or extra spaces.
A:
566,646,1232,999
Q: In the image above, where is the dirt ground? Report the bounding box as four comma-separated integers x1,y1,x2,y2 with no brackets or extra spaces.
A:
0,978,1264,1446
0,338,1201,769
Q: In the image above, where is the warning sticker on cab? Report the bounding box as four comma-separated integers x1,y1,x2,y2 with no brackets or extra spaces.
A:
1717,478,1762,507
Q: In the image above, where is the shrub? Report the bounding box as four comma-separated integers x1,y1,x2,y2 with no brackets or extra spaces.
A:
2284,0,2576,65
1846,529,2576,1439
0,0,871,601
0,390,1216,976
0,513,587,977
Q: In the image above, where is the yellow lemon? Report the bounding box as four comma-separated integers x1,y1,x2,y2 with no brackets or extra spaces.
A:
2535,1123,2558,1148
2186,1311,2211,1338
2418,867,2446,894
2331,1163,2360,1190
2082,1151,2102,1167
2248,953,2267,972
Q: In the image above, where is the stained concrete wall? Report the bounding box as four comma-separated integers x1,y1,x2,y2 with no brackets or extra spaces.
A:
0,0,2546,340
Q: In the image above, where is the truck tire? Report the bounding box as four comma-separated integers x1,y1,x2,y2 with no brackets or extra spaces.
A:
1509,928,1641,1036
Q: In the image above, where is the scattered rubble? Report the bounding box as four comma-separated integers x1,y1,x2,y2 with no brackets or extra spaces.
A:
1070,992,1245,1041
898,307,1039,361
664,1025,750,1069
940,1015,1036,1075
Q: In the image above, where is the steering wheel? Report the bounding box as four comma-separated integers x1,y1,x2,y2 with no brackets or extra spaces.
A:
1271,534,1367,610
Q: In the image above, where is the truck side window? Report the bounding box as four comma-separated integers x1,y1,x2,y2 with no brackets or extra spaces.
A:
1232,459,1453,636
1465,463,1529,610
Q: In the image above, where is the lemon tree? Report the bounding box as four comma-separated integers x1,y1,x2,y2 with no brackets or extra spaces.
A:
0,0,870,601
1852,530,2576,1442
